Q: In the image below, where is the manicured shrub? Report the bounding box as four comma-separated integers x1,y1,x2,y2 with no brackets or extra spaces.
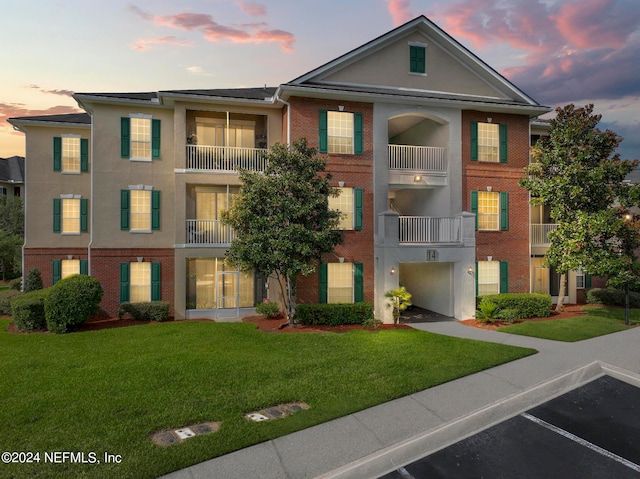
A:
0,289,20,315
118,302,170,322
9,277,22,291
477,293,552,320
586,288,640,308
255,299,282,318
45,275,103,333
295,302,374,326
23,268,43,293
475,299,498,323
11,288,51,332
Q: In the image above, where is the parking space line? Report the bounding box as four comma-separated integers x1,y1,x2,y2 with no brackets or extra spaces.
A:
521,412,640,473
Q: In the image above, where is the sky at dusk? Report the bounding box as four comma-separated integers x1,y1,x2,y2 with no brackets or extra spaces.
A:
1,0,638,160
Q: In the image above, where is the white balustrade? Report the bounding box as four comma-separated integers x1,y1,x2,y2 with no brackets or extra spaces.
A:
186,219,235,245
399,216,462,244
388,145,447,173
186,145,268,172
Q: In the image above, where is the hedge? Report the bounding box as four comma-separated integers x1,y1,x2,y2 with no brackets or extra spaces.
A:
295,302,374,326
586,288,640,308
0,289,20,316
11,288,51,332
477,293,552,320
118,302,170,322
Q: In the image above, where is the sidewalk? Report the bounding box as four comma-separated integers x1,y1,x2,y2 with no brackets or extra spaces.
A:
159,322,640,479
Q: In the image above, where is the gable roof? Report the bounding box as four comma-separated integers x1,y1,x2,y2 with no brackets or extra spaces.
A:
8,113,91,129
281,16,548,115
0,156,25,183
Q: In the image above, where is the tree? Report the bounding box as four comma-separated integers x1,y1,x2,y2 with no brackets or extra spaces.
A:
520,104,640,311
385,287,412,325
0,196,24,279
221,138,344,322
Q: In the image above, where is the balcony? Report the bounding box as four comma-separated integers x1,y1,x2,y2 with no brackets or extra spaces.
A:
186,145,268,172
399,216,462,244
388,145,447,187
186,219,235,245
531,223,558,245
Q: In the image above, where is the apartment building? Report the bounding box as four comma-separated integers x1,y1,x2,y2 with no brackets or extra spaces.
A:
0,155,24,197
8,16,551,322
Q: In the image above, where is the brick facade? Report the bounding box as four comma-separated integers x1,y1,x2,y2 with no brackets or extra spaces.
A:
462,111,531,293
288,97,376,304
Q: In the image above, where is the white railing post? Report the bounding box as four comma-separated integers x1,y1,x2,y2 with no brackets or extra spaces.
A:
388,145,447,173
398,216,462,244
186,219,235,245
186,145,268,172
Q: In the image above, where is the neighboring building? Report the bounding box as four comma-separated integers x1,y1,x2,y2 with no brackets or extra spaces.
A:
8,16,551,322
0,155,25,197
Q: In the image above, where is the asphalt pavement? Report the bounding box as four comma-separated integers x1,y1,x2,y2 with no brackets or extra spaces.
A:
159,318,640,479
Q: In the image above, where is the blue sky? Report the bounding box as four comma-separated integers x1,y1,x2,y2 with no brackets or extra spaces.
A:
1,0,638,159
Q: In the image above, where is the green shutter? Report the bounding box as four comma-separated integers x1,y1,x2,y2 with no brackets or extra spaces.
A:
121,117,131,158
354,263,364,302
151,190,161,230
53,198,61,232
79,259,88,275
120,262,130,303
319,262,328,303
80,198,88,232
151,119,161,159
80,138,89,172
52,260,61,285
499,124,508,163
354,187,364,231
354,112,363,155
318,110,328,153
500,191,509,231
409,45,425,73
470,122,478,160
120,190,130,230
500,261,509,293
470,190,478,230
151,262,161,300
586,275,592,288
53,137,62,171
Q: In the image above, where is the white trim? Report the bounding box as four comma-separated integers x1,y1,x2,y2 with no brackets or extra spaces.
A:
61,133,81,138
128,185,153,190
129,113,152,119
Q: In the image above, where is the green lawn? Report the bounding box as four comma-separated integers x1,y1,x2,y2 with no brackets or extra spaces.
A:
0,319,535,479
497,306,639,342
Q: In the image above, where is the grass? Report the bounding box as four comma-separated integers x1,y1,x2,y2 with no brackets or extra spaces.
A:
497,306,639,342
0,319,535,479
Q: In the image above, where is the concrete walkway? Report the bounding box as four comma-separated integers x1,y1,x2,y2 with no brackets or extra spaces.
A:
159,321,640,479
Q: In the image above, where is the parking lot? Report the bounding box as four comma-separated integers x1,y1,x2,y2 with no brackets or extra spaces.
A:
379,375,640,478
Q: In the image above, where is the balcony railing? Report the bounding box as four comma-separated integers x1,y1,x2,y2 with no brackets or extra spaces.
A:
399,216,462,244
186,145,268,172
531,223,558,245
186,219,235,245
388,145,447,173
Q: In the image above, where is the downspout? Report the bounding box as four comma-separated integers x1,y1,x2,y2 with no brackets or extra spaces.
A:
274,89,290,145
84,106,95,276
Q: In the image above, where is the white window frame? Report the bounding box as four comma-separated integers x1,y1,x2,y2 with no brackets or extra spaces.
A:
478,122,500,162
478,261,500,296
60,194,81,235
328,188,354,230
130,262,151,303
61,259,80,279
408,41,428,76
129,185,153,233
327,111,354,154
61,134,81,173
477,191,500,231
129,113,152,162
327,262,354,303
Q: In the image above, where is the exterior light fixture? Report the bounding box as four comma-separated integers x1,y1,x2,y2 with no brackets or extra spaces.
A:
414,175,422,182
390,267,396,275
467,266,474,275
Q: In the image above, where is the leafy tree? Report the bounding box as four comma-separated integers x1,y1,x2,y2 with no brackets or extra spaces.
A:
221,138,344,322
0,196,24,279
520,104,640,310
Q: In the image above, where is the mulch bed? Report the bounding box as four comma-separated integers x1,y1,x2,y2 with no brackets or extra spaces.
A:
242,315,412,333
460,304,587,331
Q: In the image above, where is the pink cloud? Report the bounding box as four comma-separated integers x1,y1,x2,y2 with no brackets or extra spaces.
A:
27,85,75,97
551,0,636,49
236,1,267,17
130,5,294,51
385,0,414,26
1,103,81,132
131,36,193,51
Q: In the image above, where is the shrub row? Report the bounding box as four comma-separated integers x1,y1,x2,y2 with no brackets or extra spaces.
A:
295,302,374,326
586,288,640,308
118,302,170,322
477,293,552,321
10,275,103,333
10,288,50,332
0,289,20,315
